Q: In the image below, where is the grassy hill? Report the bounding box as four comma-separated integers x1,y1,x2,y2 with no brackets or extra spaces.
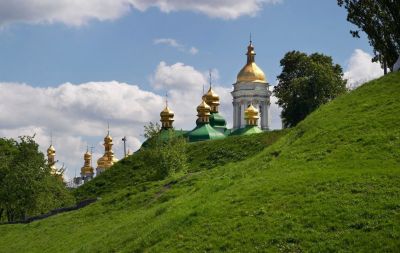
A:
0,72,399,252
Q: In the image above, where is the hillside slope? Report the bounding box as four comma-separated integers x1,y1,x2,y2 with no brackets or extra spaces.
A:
0,72,399,252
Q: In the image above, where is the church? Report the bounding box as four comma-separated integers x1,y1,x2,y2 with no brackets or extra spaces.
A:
155,39,272,141
53,40,272,185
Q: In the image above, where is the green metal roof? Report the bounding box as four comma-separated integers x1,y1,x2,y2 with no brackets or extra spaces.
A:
209,112,227,134
187,123,226,142
230,125,263,136
141,129,188,148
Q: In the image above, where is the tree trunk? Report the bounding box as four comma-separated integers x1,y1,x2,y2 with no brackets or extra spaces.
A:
0,208,3,222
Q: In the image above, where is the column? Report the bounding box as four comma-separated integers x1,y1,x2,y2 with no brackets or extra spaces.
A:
240,102,245,128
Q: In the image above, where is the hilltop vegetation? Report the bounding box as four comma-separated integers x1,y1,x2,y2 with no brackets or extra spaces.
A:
0,72,399,252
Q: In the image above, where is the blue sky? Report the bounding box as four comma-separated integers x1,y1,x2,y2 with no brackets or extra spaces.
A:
0,0,371,87
0,0,383,181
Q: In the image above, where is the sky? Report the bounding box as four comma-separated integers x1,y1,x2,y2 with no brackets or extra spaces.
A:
0,0,384,181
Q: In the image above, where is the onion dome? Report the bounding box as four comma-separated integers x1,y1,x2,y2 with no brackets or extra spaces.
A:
245,104,260,126
160,104,174,129
47,144,57,173
97,130,118,170
202,87,220,113
104,133,112,143
47,144,55,153
197,99,211,124
81,150,94,176
237,40,267,83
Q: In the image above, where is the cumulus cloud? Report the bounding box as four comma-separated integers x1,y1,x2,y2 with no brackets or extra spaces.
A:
344,49,384,89
0,81,163,180
0,0,282,27
154,38,199,55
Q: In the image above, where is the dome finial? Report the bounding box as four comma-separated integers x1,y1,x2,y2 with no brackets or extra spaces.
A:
250,32,252,45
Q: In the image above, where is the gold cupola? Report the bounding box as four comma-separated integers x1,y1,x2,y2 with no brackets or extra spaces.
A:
237,40,267,83
47,144,57,173
81,148,94,178
245,104,260,126
160,99,174,129
97,129,118,171
197,99,211,124
203,87,220,113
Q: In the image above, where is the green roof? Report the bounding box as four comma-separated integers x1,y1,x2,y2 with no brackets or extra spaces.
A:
209,112,227,134
187,123,226,142
141,128,188,148
230,125,263,136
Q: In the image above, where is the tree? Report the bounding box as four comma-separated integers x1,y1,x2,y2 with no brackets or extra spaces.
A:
274,51,347,128
141,123,188,180
0,136,74,222
337,0,400,73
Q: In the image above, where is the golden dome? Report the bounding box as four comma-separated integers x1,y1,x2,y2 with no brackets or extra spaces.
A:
197,99,211,123
245,104,260,126
104,133,112,143
160,103,174,129
160,106,174,117
202,87,220,113
97,129,118,170
237,41,267,83
84,150,91,159
47,144,55,153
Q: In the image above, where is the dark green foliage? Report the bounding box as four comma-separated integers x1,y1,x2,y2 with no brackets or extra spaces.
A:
0,136,74,222
337,0,400,71
274,51,347,128
1,72,399,252
141,128,188,180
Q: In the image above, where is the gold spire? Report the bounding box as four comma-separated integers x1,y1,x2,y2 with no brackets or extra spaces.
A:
202,70,220,113
97,128,118,170
160,95,174,129
81,147,94,177
197,98,211,123
245,104,260,126
237,39,267,83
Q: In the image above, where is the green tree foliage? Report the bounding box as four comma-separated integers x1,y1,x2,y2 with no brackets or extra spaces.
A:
274,51,347,128
337,0,400,72
141,123,188,180
0,136,74,222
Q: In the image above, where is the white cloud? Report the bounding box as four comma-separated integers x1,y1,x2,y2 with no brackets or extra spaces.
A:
154,38,199,55
344,49,384,89
0,81,163,181
0,0,282,27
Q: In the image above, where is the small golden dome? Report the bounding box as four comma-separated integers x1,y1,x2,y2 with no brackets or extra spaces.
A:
84,151,91,159
104,133,112,143
245,104,260,126
237,41,267,83
197,99,211,124
202,87,220,113
160,106,174,117
47,144,55,153
160,103,174,129
197,100,211,114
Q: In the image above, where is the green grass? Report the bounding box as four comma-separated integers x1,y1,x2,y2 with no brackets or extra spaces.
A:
1,72,400,252
74,129,287,201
